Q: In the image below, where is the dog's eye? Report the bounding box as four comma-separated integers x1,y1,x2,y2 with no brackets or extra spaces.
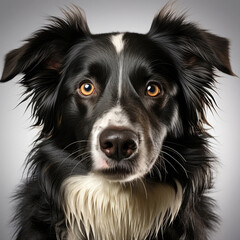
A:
79,82,95,96
146,83,161,97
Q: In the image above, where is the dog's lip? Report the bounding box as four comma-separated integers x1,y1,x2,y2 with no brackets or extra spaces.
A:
101,166,132,175
95,164,133,180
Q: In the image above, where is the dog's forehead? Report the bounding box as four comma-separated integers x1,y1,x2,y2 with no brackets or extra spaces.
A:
67,32,175,96
68,32,164,76
90,32,158,63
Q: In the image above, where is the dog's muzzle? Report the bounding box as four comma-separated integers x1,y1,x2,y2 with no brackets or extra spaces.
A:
90,105,152,182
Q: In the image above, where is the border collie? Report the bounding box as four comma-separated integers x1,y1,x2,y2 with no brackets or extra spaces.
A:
1,5,234,240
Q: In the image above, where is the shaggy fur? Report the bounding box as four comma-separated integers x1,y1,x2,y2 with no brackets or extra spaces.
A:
1,5,234,240
60,175,182,239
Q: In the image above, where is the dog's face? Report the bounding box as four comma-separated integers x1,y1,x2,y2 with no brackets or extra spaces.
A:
60,33,179,182
1,7,233,183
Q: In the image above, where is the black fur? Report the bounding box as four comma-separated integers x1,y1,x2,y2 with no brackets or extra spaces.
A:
1,6,234,240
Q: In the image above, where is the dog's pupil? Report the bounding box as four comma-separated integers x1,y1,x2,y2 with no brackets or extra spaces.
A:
84,84,92,92
147,85,155,93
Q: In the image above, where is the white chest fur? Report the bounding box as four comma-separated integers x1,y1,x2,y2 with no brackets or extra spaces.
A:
60,174,182,240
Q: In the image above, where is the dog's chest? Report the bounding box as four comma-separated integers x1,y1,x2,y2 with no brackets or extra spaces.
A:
59,174,182,240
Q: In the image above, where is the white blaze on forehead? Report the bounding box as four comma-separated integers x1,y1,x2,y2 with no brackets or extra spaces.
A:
111,33,125,99
118,60,123,99
111,33,124,54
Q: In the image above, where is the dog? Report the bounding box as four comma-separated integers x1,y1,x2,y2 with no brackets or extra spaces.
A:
1,5,234,240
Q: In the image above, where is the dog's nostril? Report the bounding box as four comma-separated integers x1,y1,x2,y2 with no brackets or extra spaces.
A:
99,128,138,161
122,140,137,156
102,141,113,149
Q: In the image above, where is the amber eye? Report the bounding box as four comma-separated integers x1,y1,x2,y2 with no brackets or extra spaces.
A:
146,83,161,97
79,82,95,96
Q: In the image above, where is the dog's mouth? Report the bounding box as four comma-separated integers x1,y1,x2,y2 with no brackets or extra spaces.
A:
93,158,137,182
100,166,133,180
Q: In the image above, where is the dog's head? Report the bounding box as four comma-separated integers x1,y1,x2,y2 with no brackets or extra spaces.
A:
1,7,233,182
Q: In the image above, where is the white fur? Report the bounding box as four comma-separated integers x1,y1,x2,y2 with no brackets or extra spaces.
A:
118,58,123,99
111,33,124,54
61,174,183,240
111,33,125,98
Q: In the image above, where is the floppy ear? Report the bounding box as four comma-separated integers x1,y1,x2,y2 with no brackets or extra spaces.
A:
148,7,234,132
1,7,90,136
201,31,234,75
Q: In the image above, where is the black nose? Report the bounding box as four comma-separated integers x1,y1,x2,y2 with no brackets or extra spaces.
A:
99,128,138,161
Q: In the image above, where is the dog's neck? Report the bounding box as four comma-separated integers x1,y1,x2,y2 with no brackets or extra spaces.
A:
60,174,183,240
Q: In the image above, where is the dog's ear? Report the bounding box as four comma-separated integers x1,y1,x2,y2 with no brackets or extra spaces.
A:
148,8,234,132
148,7,234,75
0,7,90,137
200,31,234,75
1,7,90,82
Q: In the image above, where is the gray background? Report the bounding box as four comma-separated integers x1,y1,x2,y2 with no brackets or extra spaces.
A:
0,0,239,239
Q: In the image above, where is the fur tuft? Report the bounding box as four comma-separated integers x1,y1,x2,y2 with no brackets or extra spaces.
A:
61,174,182,240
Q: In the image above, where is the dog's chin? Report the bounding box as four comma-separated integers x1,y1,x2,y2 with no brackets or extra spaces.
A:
94,166,143,183
92,155,157,183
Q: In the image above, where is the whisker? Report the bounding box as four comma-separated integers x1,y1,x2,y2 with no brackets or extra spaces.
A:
162,145,187,162
57,149,83,169
155,159,167,181
72,151,91,162
160,154,179,175
63,140,90,150
70,153,91,174
155,162,165,181
161,150,188,177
